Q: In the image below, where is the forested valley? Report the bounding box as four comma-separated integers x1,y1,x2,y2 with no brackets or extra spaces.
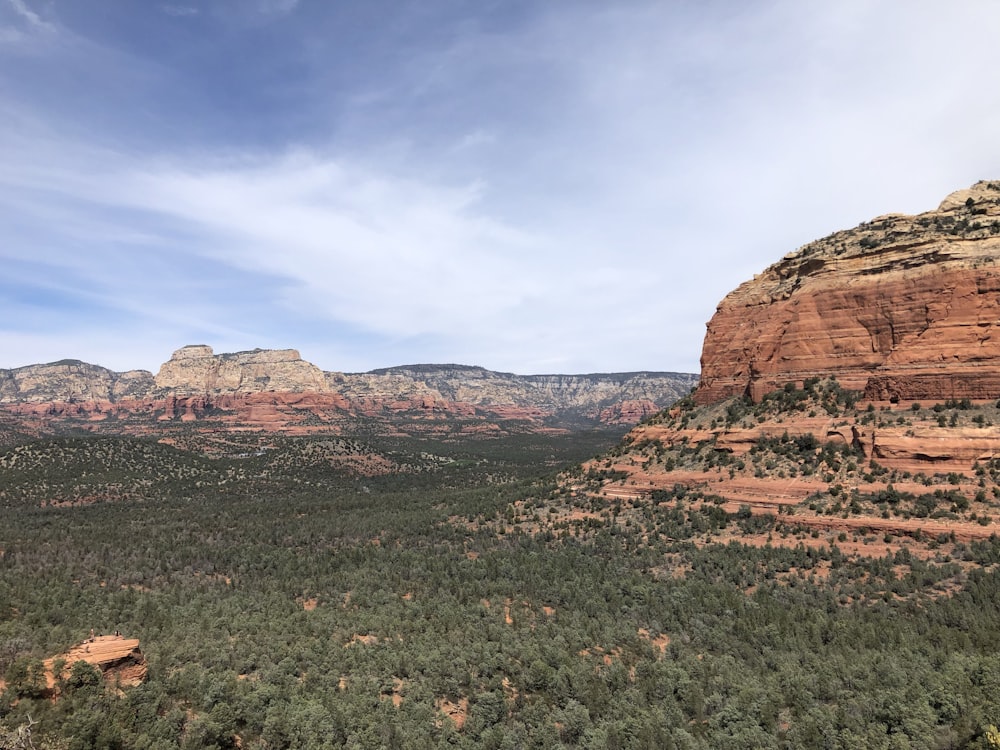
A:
2,420,1000,749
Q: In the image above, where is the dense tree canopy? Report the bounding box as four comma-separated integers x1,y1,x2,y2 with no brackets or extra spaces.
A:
2,429,1000,748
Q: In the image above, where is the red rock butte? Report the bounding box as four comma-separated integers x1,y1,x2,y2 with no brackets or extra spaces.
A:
696,181,1000,404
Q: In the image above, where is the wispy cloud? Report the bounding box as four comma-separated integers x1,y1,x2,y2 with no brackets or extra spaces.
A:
6,0,52,30
3,140,544,329
257,0,299,16
160,5,199,18
3,1,1000,374
452,130,497,153
0,0,55,48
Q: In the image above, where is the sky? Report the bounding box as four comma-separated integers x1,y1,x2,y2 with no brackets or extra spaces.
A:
3,1,1000,376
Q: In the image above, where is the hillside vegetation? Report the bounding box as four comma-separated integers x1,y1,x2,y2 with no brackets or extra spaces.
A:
556,379,1000,552
2,411,1000,748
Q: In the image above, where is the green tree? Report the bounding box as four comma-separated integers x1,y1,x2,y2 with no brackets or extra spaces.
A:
66,660,102,691
4,657,46,700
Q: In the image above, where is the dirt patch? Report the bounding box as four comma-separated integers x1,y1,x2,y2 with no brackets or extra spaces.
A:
436,697,469,730
344,634,379,648
381,678,407,708
579,645,623,667
502,676,519,702
637,628,669,656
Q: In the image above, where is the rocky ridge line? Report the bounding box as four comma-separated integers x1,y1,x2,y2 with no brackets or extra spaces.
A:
0,346,697,432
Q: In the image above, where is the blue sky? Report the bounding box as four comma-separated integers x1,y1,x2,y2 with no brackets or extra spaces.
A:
3,0,1000,375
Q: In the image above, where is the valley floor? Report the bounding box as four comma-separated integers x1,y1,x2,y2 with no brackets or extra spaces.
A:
2,420,1000,748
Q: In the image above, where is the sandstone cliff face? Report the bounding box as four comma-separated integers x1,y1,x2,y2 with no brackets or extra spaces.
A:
696,180,1000,404
0,360,154,404
571,383,1000,551
554,181,1000,556
0,349,696,432
361,366,697,416
154,345,329,394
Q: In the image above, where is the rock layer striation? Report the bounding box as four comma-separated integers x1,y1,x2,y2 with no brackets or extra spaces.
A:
696,180,1000,404
154,345,329,394
567,181,1000,555
0,347,697,433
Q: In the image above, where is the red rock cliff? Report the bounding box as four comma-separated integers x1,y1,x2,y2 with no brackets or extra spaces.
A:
696,181,1000,404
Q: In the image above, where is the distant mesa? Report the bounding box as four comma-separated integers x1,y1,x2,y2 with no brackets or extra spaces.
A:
0,347,697,434
696,180,1000,404
0,359,155,404
155,344,326,395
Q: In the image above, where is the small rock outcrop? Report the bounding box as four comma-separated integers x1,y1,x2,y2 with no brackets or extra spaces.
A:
696,180,1000,404
43,634,148,693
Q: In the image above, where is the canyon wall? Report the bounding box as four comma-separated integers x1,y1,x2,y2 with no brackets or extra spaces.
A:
0,347,696,430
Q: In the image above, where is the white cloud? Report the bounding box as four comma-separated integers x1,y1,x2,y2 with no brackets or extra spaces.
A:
0,0,55,49
4,1,1000,374
161,5,199,18
452,130,497,153
111,152,549,336
6,0,52,30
